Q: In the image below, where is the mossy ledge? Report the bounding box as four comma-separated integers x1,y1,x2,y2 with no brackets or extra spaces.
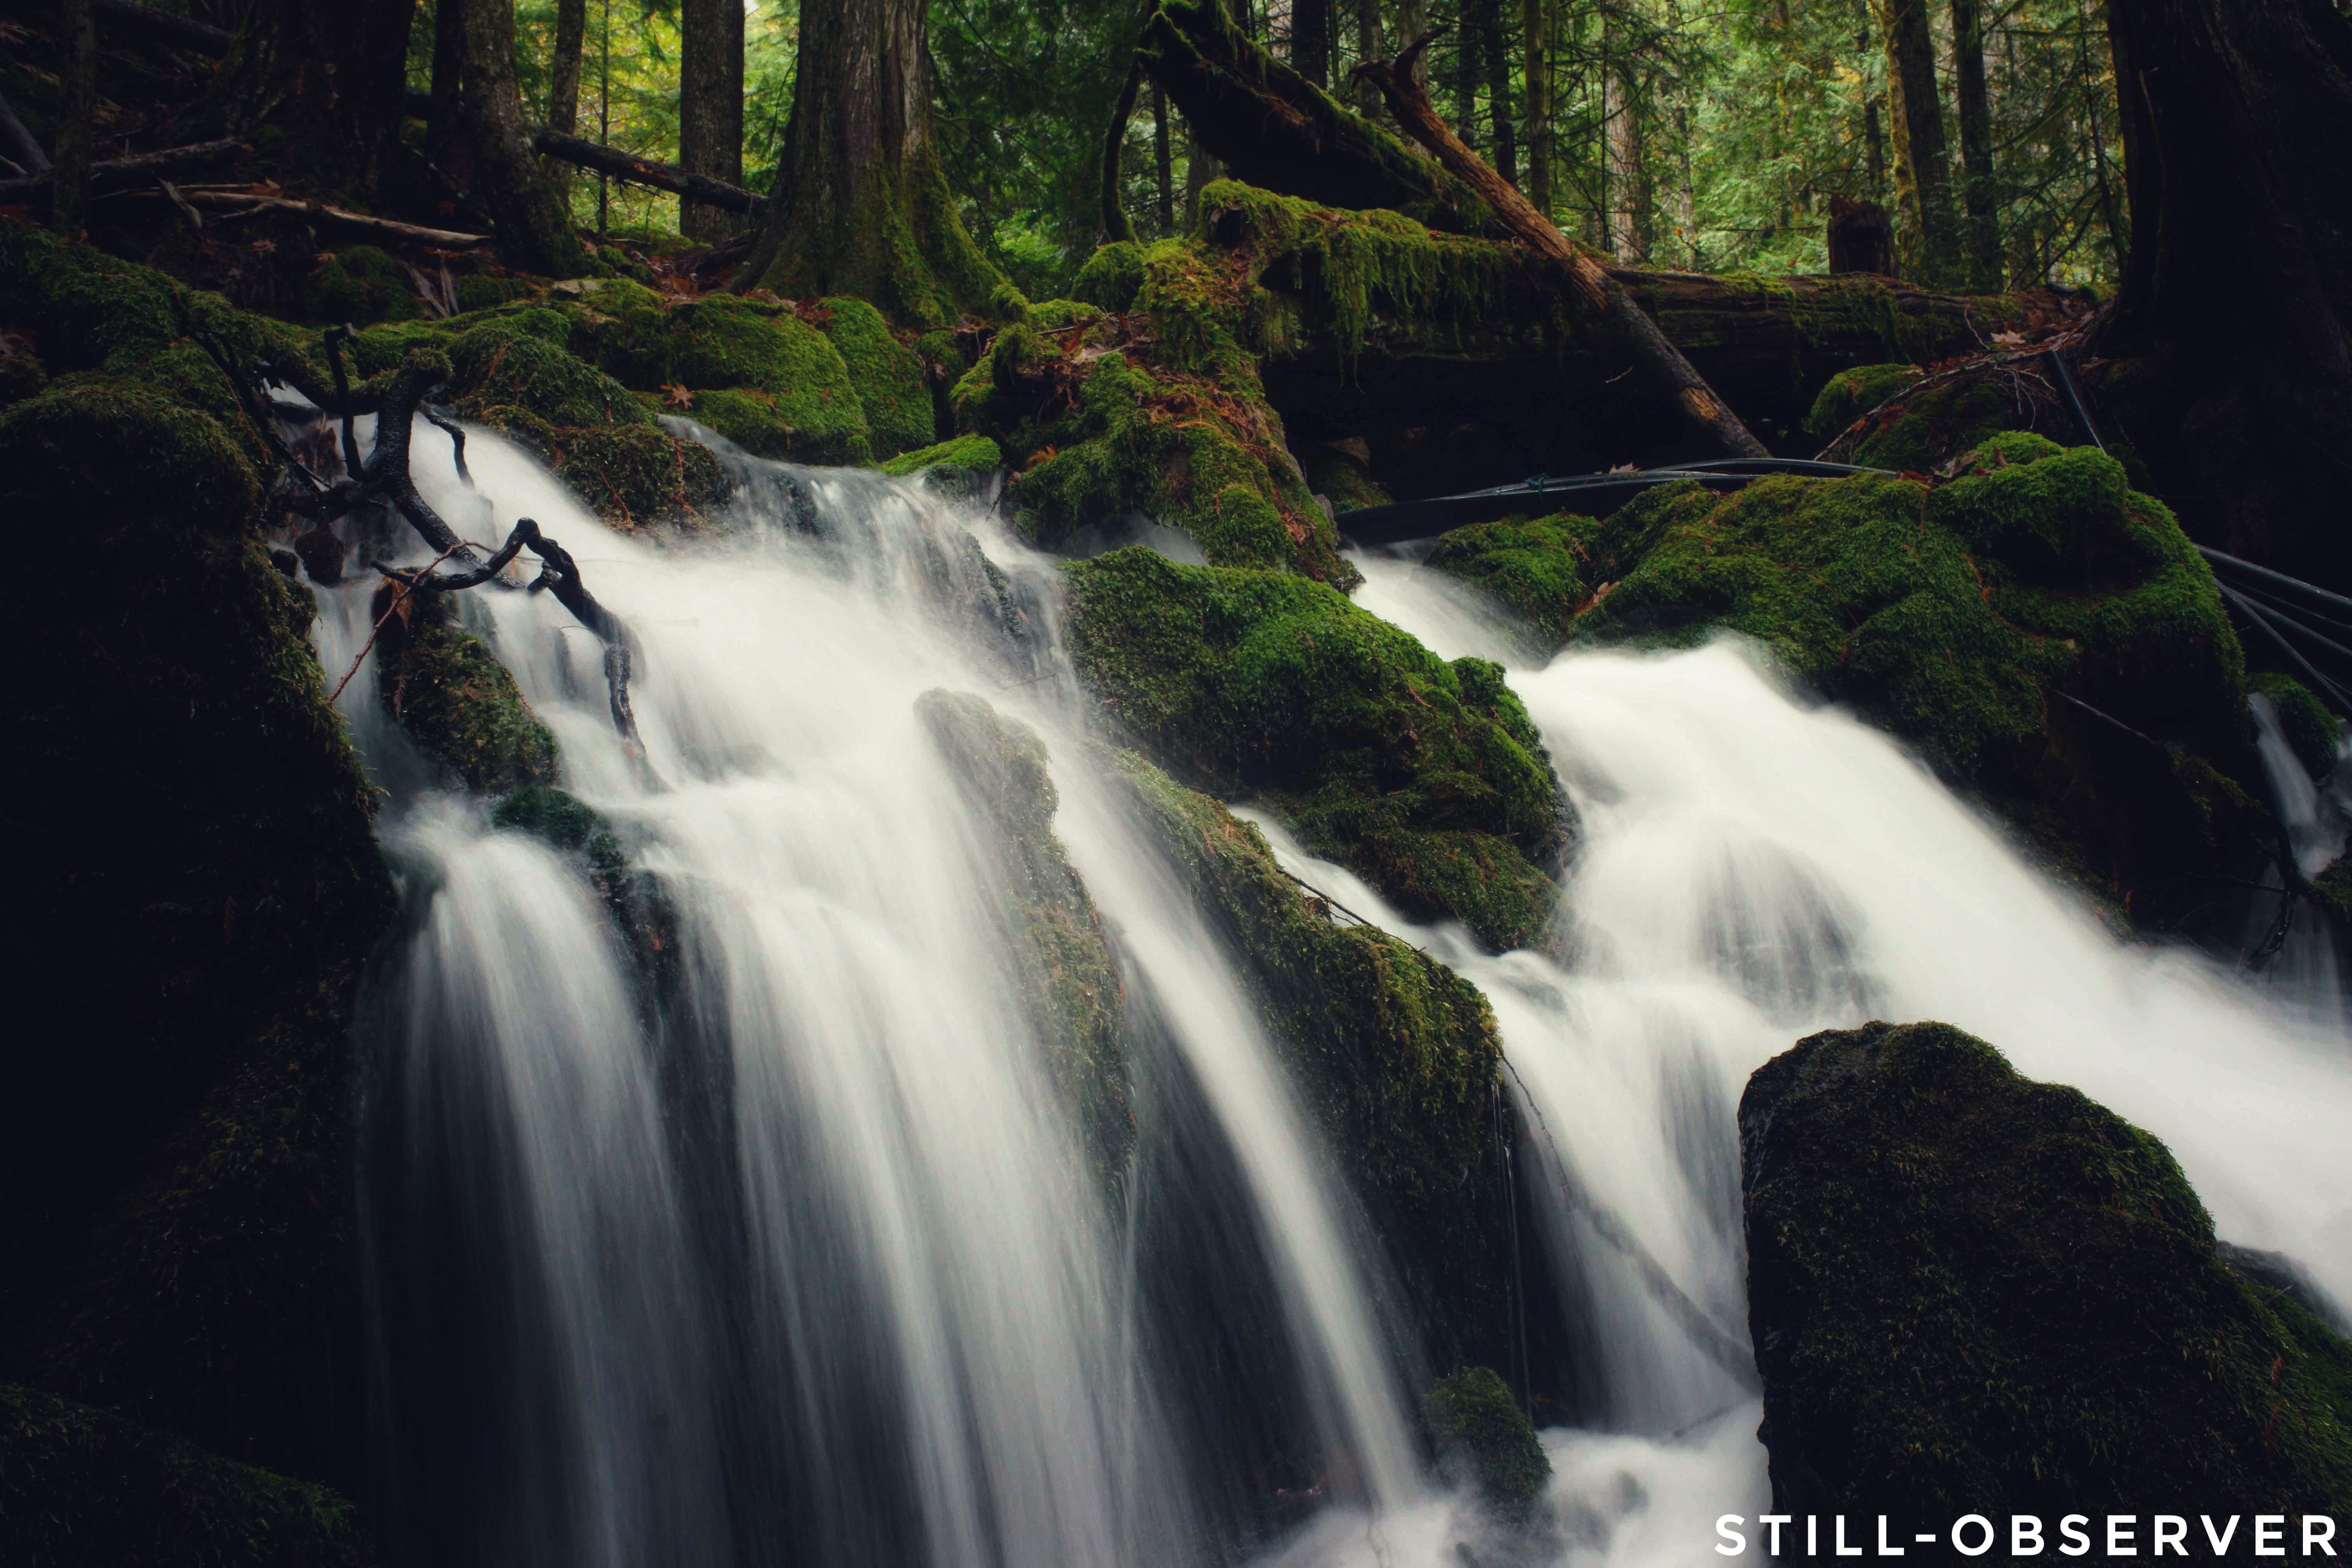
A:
1065,546,1567,952
1425,1366,1551,1519
1111,750,1522,1370
1741,1020,2352,1518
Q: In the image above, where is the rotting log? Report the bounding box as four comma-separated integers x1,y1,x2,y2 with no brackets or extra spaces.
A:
534,128,766,216
0,140,243,205
1356,39,1768,459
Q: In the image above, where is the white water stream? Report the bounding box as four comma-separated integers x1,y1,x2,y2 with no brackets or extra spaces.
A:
316,419,2351,1568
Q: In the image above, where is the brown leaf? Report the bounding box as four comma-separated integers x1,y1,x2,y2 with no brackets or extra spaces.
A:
660,381,695,409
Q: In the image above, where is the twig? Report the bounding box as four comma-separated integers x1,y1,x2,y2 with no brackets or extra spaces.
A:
324,540,499,704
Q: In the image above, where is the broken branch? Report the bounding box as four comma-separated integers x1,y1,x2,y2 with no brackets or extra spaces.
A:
0,140,243,205
532,129,766,215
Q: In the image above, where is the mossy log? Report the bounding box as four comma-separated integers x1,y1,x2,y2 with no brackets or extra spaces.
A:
1741,1021,2352,1519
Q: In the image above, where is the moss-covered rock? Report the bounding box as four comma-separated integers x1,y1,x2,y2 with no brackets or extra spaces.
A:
1113,751,1521,1368
301,245,422,327
449,313,651,431
1425,1366,1550,1517
1802,361,1923,441
0,346,47,406
492,785,677,998
373,594,558,793
2251,671,2342,780
880,432,1001,479
554,422,728,530
1424,514,1594,642
1424,441,2259,927
915,691,1133,1182
821,295,933,460
0,1384,377,1567
1066,546,1564,951
1741,1020,2352,1518
1298,438,1393,514
0,362,393,1482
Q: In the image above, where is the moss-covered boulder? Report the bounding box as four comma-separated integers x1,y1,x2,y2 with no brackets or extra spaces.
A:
1741,1020,2352,1519
1299,438,1394,514
492,785,677,999
880,432,1001,480
1424,440,2262,928
1114,752,1521,1370
2251,671,2342,781
1425,1366,1550,1518
1065,547,1566,951
0,1384,377,1567
448,311,651,432
1802,361,1923,444
554,422,728,530
0,364,393,1486
372,593,559,793
821,295,933,460
302,245,423,327
1808,359,2084,473
915,691,1133,1182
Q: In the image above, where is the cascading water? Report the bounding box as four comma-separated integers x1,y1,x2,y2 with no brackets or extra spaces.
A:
320,408,2351,1568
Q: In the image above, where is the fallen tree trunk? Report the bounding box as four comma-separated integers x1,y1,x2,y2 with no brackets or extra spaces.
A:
0,140,243,205
94,0,236,54
1356,40,1769,460
143,188,493,247
1135,0,1498,236
534,129,766,216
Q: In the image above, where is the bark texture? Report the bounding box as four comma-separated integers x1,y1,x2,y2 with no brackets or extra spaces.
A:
679,0,746,239
52,0,97,237
204,0,418,202
1873,0,1959,285
546,0,587,204
2087,0,2352,590
457,0,587,274
1951,0,1999,289
1293,0,1331,85
1522,0,1550,214
427,0,469,189
736,0,1004,324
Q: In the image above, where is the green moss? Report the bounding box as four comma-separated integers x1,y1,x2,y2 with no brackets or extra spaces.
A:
1425,514,1596,643
1064,547,1564,950
915,691,1133,1183
1298,439,1393,514
449,316,652,430
375,605,559,793
0,362,393,1471
454,274,539,313
2251,672,2342,780
1113,752,1518,1368
555,422,727,530
301,245,421,326
821,296,933,460
1803,361,1923,439
575,294,871,464
1743,1020,2352,1516
880,433,1001,479
1425,1367,1550,1516
0,349,47,405
0,1385,377,1567
1071,241,1147,313
492,785,674,992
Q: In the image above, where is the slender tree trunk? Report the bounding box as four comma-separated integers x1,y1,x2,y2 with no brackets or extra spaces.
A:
1153,83,1176,235
1353,0,1384,117
1451,1,1479,146
1184,117,1218,228
679,0,747,239
1522,0,1550,215
429,0,470,189
458,0,588,274
203,0,419,201
1673,100,1698,268
737,0,1005,322
1293,0,1330,84
1872,0,1960,284
1950,0,1998,289
54,0,96,238
1604,54,1647,261
2088,0,2352,590
1481,0,1514,185
1863,93,1885,195
546,0,587,209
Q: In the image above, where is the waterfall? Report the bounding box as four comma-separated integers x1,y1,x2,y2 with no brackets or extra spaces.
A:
319,414,2351,1568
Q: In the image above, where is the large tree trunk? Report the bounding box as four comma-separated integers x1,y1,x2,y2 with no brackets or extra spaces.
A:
679,0,746,239
1873,0,1960,285
1292,0,1330,86
53,0,96,237
546,0,587,208
1522,0,1551,215
735,0,1003,323
1950,0,1999,290
2084,0,2352,590
1353,0,1384,119
1603,45,1647,261
458,0,588,274
428,0,468,188
203,0,418,202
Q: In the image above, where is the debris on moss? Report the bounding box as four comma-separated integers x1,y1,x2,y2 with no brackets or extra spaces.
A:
1064,546,1564,950
916,691,1134,1182
822,295,933,460
1113,751,1519,1370
373,594,559,793
1425,1366,1551,1517
1741,1020,2352,1517
1802,361,1923,441
0,1384,377,1568
555,422,728,530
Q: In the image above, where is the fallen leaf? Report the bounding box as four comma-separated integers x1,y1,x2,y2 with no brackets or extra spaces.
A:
661,382,695,409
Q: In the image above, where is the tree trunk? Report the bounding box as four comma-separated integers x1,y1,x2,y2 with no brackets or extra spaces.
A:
1293,0,1330,85
1950,0,1999,290
1356,45,1770,458
1672,100,1698,267
458,0,588,275
202,0,418,202
546,0,586,208
428,0,469,189
1522,0,1550,215
1184,118,1218,228
1603,51,1646,261
1353,0,1384,118
679,0,746,239
735,0,1003,322
53,0,96,238
1102,61,1144,243
1153,83,1176,234
1873,0,1960,285
2086,0,2352,591
1480,0,1514,186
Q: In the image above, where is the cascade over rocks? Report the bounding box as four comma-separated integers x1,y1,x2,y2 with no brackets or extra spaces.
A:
1740,1020,2352,1521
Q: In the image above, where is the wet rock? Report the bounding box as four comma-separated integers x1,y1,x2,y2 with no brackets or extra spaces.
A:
1426,1365,1551,1518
